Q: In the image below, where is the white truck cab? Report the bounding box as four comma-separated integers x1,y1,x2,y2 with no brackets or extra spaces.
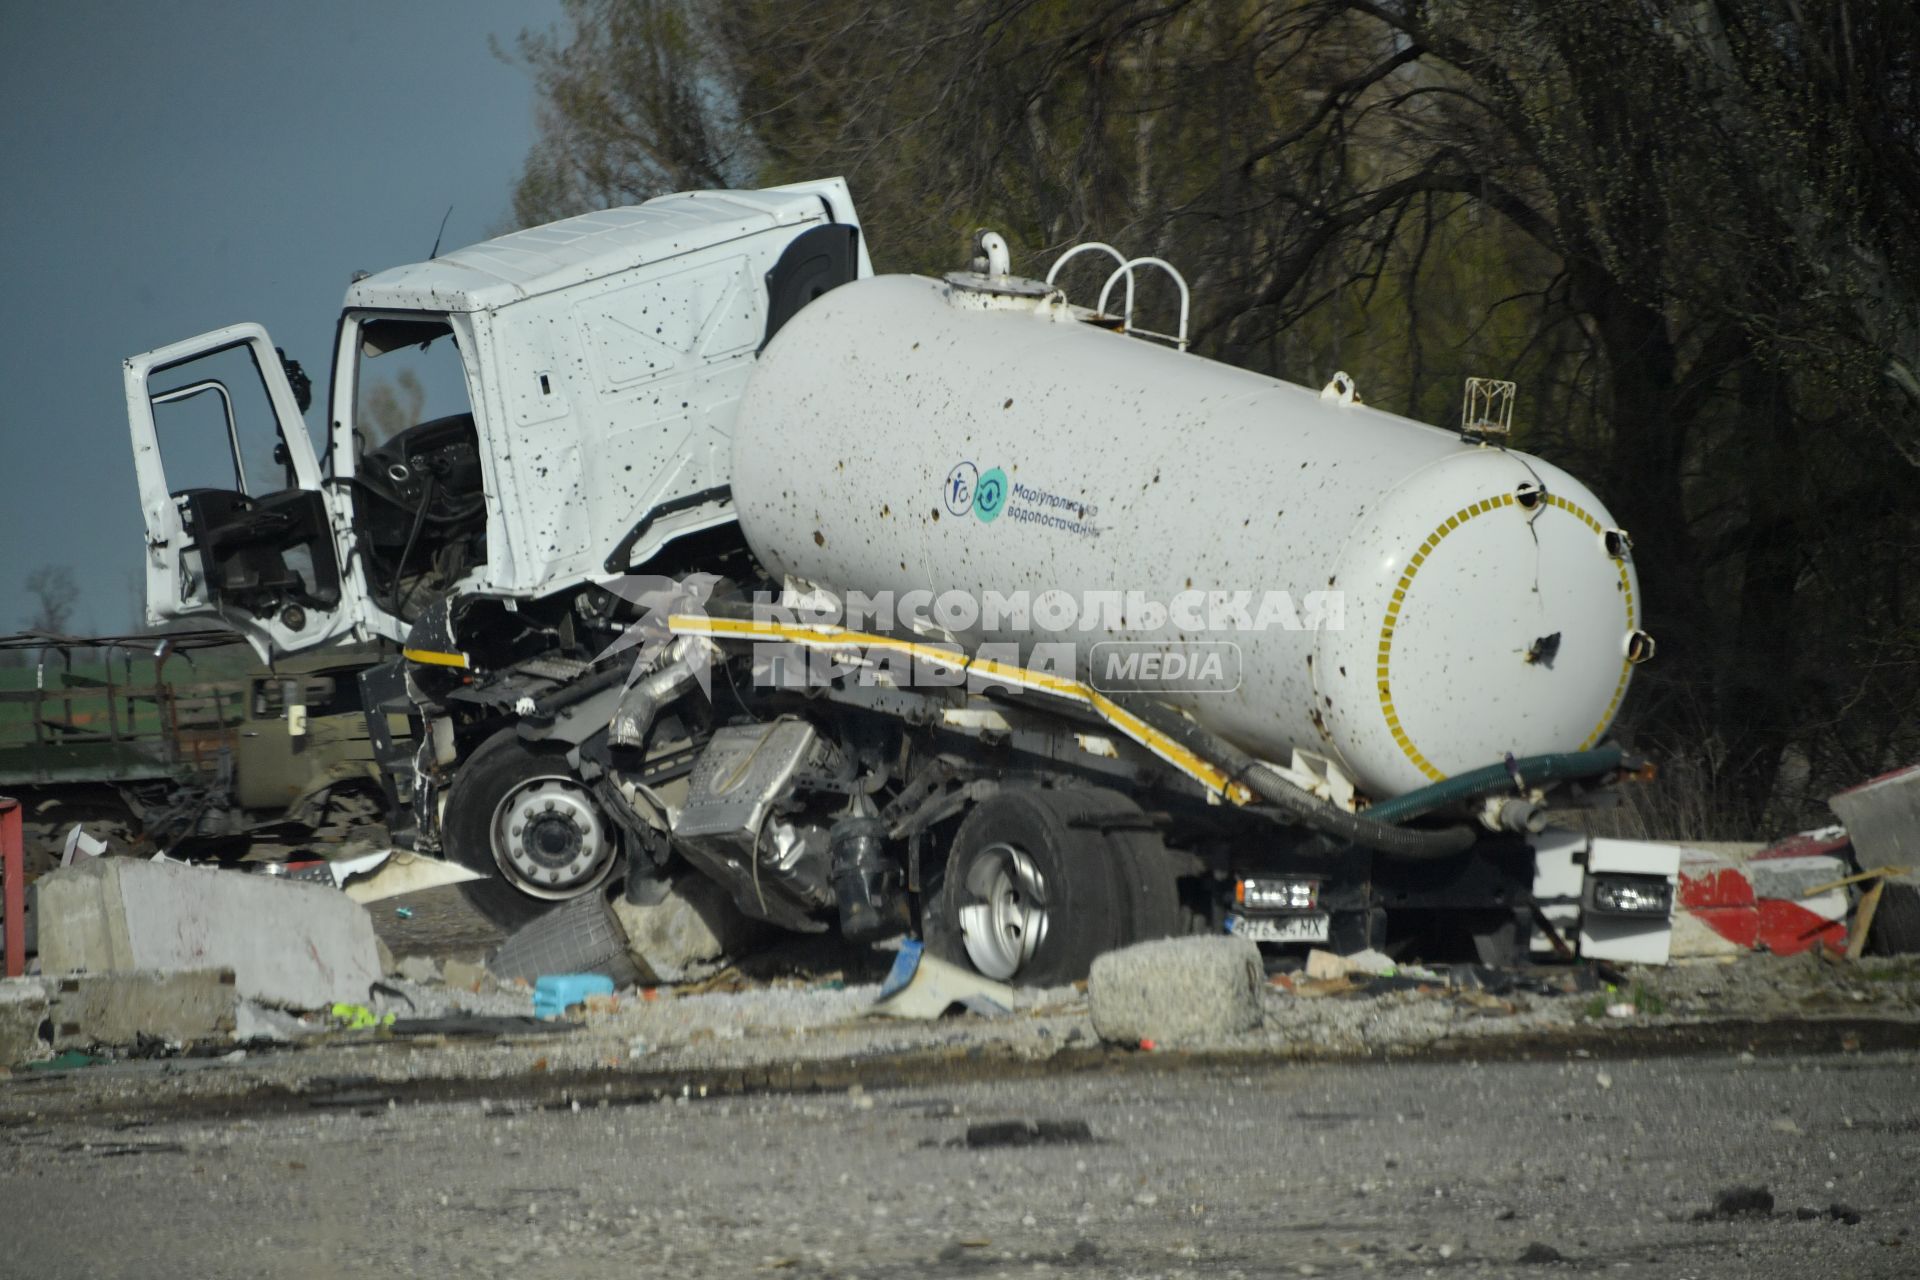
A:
125,178,870,658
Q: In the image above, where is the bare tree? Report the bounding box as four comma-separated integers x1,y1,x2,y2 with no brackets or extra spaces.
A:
25,565,79,636
359,370,427,444
501,0,1920,827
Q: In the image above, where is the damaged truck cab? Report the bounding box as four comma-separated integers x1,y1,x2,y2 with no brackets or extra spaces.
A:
126,178,1676,981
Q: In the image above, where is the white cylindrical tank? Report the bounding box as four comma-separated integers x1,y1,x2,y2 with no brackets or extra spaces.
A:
730,273,1642,798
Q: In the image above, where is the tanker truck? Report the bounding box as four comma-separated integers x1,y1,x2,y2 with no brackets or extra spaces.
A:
123,178,1674,982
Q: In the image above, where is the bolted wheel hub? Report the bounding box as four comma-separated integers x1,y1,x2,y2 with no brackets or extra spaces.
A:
490,776,615,898
956,842,1050,981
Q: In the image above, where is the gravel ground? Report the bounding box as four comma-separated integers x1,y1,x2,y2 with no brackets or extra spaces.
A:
5,902,1919,1279
2,1048,1915,1279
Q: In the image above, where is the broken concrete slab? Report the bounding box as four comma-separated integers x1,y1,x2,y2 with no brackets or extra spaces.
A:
0,977,50,1066
35,857,382,1009
394,955,441,985
1830,766,1920,884
50,969,236,1050
1088,935,1264,1046
442,959,491,992
610,875,764,984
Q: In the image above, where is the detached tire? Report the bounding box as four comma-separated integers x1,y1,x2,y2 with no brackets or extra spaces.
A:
924,787,1182,986
1867,882,1920,955
443,730,622,930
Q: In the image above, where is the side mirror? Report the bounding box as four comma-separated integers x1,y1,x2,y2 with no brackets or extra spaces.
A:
277,347,313,414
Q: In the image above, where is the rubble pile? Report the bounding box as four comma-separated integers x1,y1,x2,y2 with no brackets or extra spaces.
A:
5,754,1920,1076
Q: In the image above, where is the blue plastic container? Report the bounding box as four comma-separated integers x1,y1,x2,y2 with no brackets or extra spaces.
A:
533,973,615,1018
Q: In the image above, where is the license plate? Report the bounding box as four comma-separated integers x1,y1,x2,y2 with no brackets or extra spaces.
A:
1226,912,1329,944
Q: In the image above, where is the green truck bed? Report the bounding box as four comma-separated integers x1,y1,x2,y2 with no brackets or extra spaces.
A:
0,629,256,789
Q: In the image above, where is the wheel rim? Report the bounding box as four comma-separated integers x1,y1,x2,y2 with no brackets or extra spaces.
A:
489,775,616,900
957,842,1050,980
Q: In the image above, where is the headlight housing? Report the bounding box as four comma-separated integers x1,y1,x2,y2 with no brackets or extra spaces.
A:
1234,877,1320,913
1584,874,1673,917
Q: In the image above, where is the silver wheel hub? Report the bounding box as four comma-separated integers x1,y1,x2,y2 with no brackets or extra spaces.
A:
957,842,1049,980
491,776,614,899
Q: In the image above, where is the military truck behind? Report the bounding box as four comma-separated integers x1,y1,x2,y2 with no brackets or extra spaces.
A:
0,630,402,873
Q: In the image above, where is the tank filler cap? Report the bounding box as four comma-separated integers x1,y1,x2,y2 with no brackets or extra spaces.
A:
972,230,1012,276
944,228,1066,314
1320,371,1360,406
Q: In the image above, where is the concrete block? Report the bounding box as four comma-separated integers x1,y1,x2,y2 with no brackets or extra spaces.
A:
51,969,236,1049
1830,766,1920,884
442,959,491,992
395,955,441,984
611,875,763,984
0,978,50,1066
36,858,381,1009
1088,935,1264,1046
1669,907,1756,957
1748,855,1848,902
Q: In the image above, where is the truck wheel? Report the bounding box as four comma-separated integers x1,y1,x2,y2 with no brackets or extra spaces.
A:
1867,882,1920,955
923,788,1181,986
443,730,622,929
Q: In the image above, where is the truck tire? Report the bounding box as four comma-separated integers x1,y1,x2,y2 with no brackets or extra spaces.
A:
923,787,1182,986
486,889,641,987
443,730,623,929
1867,882,1920,955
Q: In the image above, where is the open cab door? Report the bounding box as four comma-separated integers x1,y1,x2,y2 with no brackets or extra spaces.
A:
126,322,367,657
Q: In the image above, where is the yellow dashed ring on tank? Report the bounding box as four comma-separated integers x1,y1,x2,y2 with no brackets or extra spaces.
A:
1375,493,1635,782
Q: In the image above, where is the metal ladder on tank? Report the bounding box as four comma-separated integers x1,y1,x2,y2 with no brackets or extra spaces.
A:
1045,243,1191,352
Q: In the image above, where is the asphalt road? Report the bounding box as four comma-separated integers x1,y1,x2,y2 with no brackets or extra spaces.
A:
2,1048,1914,1279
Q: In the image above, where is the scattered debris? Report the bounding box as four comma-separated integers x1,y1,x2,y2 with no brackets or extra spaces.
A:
329,1003,396,1031
339,850,482,904
442,959,491,992
1305,948,1404,981
533,973,615,1019
1795,1203,1863,1225
233,1000,313,1044
1087,935,1263,1046
872,941,1014,1019
1694,1185,1775,1220
395,955,441,985
963,1119,1096,1149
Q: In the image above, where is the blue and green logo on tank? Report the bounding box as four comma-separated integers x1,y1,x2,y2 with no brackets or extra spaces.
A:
943,461,1008,523
973,467,1008,523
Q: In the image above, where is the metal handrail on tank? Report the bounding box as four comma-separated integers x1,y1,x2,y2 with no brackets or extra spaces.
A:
1096,257,1191,351
1045,243,1193,351
1044,242,1127,293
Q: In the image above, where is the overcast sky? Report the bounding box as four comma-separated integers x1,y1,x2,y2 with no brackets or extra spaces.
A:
0,0,562,635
